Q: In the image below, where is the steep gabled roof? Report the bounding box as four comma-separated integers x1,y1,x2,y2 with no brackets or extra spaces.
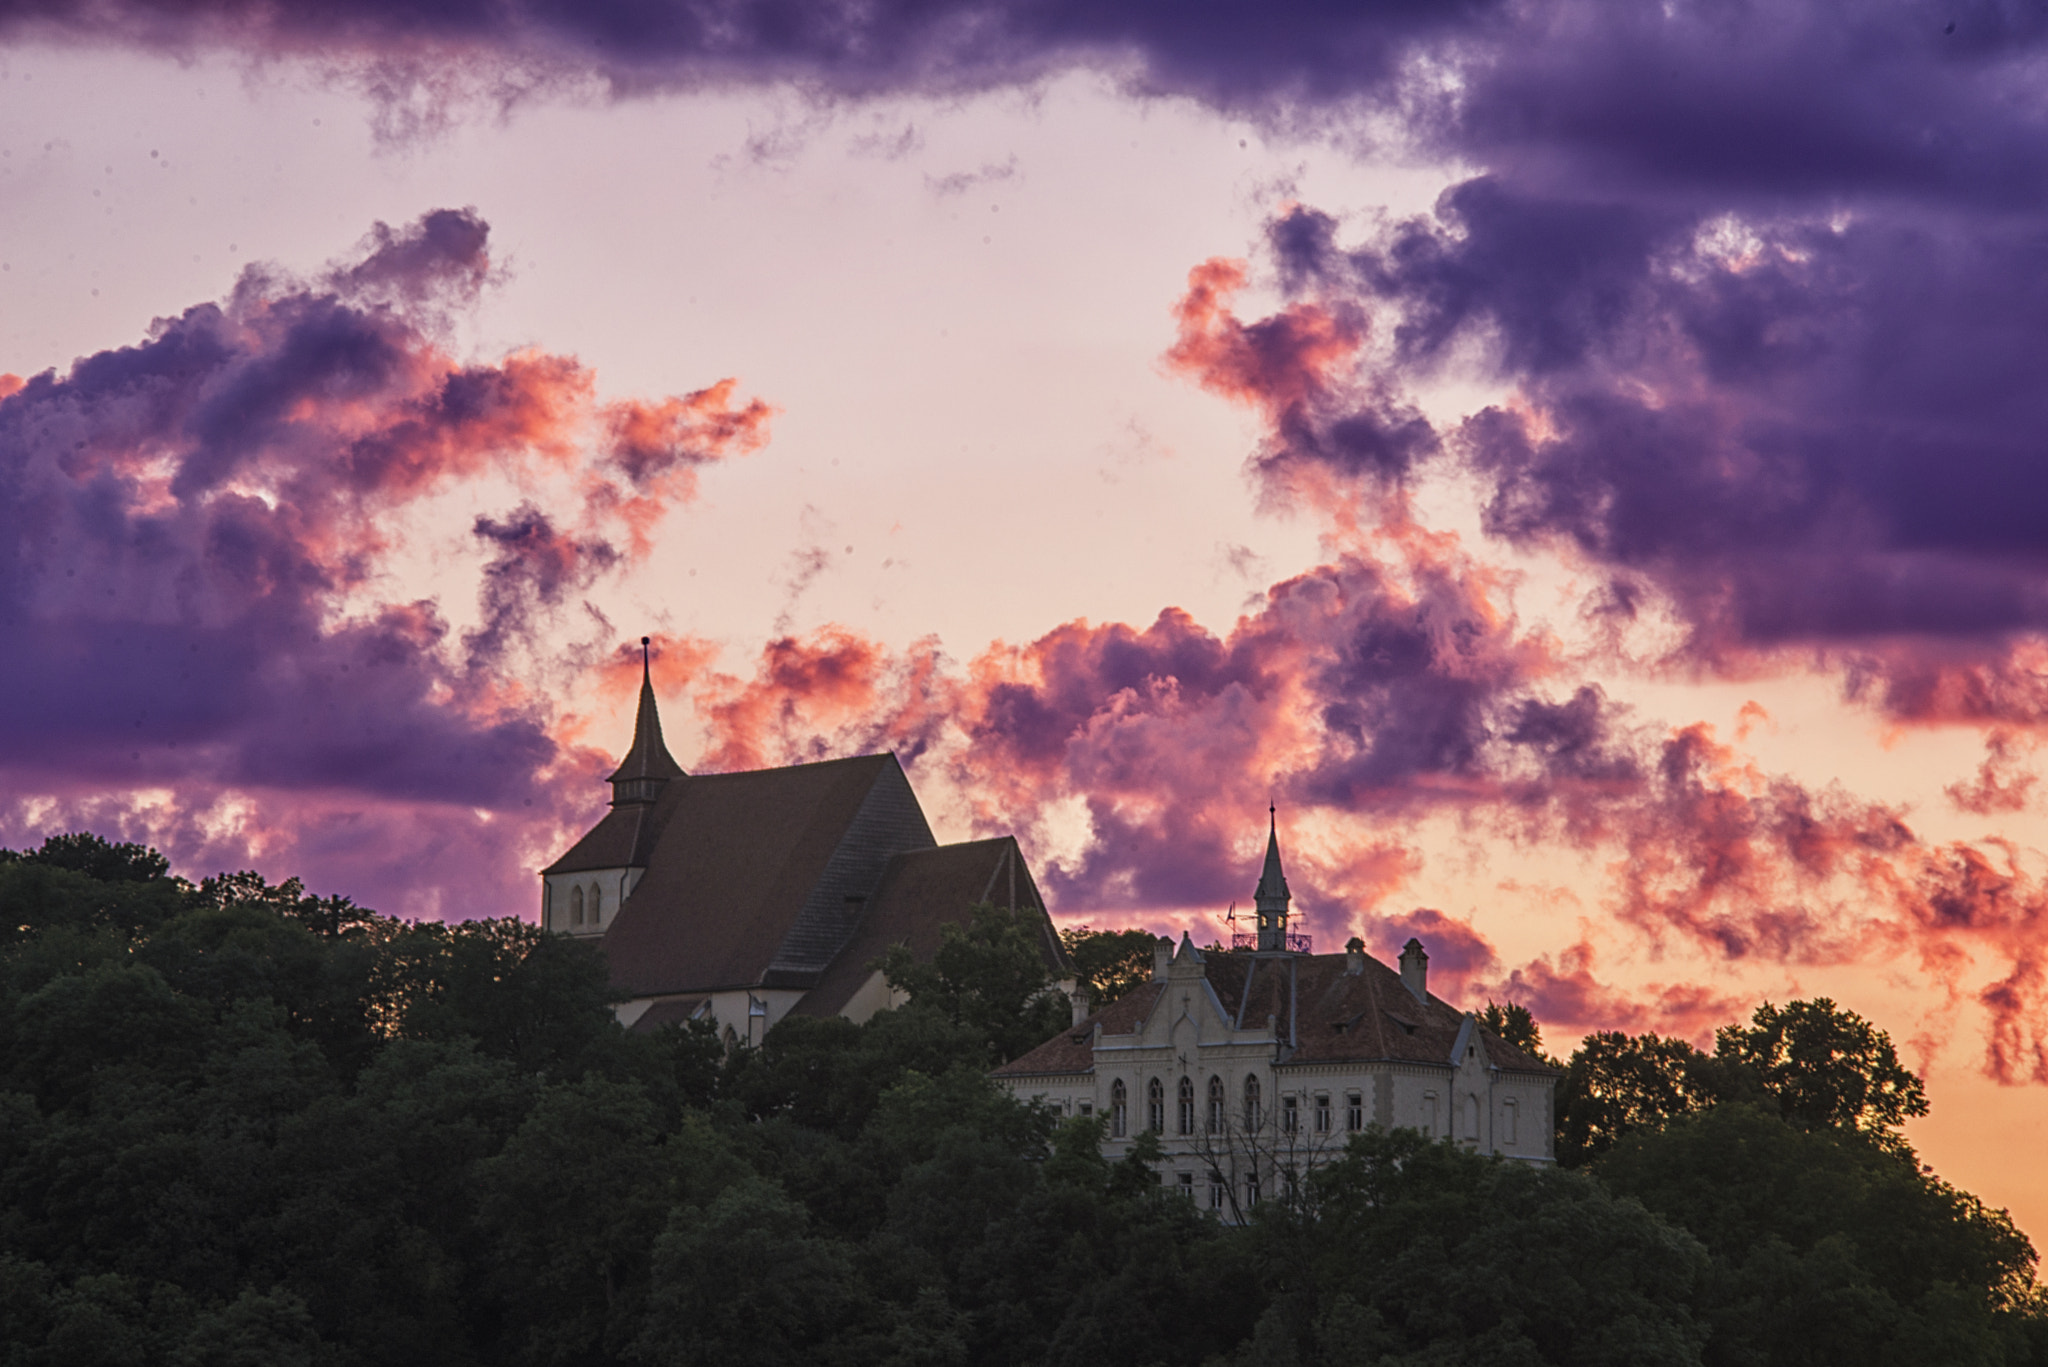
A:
542,788,677,874
599,753,936,998
793,835,1063,1018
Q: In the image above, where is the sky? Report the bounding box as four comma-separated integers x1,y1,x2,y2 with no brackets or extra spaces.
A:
6,0,2048,1234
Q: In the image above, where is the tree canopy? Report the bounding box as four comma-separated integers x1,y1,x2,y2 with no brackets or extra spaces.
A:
0,831,2042,1366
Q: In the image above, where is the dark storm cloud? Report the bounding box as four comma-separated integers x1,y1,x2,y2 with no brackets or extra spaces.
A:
0,0,1497,105
0,208,762,809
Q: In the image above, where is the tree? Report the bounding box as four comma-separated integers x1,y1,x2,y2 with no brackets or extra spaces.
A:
1599,1104,2039,1366
1057,926,1159,1008
1556,1030,1721,1167
1557,998,1931,1166
14,832,171,885
1479,999,1548,1059
633,1180,864,1367
1715,997,1928,1148
1251,1126,1713,1366
880,902,1072,1064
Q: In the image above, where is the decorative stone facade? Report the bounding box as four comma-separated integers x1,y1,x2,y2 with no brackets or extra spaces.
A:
994,822,1558,1211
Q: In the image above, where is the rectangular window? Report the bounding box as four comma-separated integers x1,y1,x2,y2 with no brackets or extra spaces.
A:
1281,1095,1299,1134
1346,1091,1363,1131
1423,1092,1439,1137
1209,1171,1225,1210
1503,1098,1518,1145
1078,1101,1092,1117
1314,1093,1331,1133
1178,1171,1195,1199
1245,1170,1260,1207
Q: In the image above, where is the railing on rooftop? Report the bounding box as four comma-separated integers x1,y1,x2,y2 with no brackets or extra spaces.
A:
1229,932,1313,954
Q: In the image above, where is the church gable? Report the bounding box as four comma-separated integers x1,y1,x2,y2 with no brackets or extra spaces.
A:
599,753,921,998
792,835,1062,1021
763,757,935,986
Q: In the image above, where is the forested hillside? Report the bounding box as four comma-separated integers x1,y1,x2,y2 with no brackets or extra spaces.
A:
1,834,2042,1366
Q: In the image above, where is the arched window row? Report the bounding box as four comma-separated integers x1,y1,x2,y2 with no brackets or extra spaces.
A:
565,881,606,930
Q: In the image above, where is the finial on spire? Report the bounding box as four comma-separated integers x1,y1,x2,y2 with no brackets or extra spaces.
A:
608,633,685,803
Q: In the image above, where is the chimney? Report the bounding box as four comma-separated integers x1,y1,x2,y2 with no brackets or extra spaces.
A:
1345,935,1365,975
1153,935,1174,982
1069,982,1093,1027
1399,937,1429,1004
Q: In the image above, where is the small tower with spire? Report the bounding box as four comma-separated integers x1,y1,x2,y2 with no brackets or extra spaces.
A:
608,637,684,806
538,637,687,937
1253,805,1294,952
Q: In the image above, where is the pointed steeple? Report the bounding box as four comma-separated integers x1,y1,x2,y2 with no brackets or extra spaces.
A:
606,637,684,806
1253,805,1293,951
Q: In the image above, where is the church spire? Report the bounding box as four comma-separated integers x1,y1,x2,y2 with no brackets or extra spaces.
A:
1253,805,1293,951
606,636,684,806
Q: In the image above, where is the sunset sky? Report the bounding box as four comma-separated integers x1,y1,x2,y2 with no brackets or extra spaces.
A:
7,0,2048,1233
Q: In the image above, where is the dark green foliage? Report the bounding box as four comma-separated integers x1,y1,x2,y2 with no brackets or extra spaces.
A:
1557,997,1928,1166
1479,999,1548,1059
1058,925,1159,1007
1715,997,1929,1144
0,831,2043,1366
878,901,1072,1064
1557,1030,1723,1166
1225,1126,1713,1366
1600,1105,2038,1366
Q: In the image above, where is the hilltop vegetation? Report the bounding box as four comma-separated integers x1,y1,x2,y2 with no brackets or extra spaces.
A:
0,832,2043,1366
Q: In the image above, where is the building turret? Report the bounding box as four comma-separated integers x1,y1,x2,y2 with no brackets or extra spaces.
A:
1253,806,1293,951
542,637,684,937
607,636,684,806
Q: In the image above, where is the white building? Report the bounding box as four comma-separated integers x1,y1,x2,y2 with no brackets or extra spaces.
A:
994,815,1558,1212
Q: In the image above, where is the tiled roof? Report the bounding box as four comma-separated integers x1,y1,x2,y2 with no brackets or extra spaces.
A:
599,754,936,998
625,996,707,1034
993,950,1557,1077
794,835,1064,1019
993,981,1166,1077
541,789,676,874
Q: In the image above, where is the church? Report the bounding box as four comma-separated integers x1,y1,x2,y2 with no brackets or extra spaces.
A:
993,815,1559,1210
542,643,1068,1041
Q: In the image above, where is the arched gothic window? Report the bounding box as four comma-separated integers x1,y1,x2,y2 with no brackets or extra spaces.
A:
1464,1093,1480,1140
570,885,585,927
1147,1077,1165,1132
1111,1078,1128,1138
589,884,603,927
1207,1076,1225,1134
1178,1077,1195,1135
1243,1074,1262,1131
